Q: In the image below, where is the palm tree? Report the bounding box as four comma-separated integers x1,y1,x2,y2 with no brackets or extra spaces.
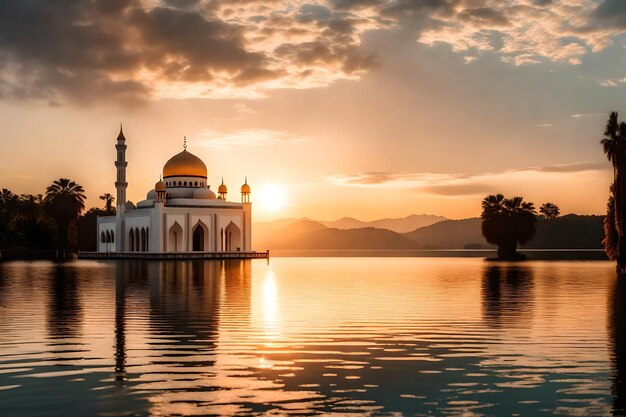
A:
604,185,619,261
0,189,25,250
99,193,115,214
481,194,537,260
539,202,560,219
601,112,626,268
17,194,45,223
0,188,18,209
44,178,86,250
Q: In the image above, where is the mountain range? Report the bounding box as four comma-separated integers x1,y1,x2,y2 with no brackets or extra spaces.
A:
253,214,605,251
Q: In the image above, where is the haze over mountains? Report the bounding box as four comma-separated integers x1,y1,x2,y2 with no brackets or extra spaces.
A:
321,215,447,233
253,214,604,251
255,214,447,236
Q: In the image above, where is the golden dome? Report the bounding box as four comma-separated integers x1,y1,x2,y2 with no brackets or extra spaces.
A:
241,178,250,193
155,179,166,191
163,150,207,178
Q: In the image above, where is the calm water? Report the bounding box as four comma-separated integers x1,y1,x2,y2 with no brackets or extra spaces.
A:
0,258,625,416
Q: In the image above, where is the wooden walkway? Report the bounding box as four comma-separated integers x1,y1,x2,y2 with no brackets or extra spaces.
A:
78,251,269,260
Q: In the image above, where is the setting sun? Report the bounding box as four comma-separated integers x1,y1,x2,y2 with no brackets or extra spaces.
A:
258,184,287,213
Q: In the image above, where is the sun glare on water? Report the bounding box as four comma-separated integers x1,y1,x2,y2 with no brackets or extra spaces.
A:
258,184,287,212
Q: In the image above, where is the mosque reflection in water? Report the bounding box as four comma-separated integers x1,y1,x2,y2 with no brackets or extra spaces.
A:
113,259,250,376
3,259,626,416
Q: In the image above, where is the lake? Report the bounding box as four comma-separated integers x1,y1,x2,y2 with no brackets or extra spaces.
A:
0,257,624,416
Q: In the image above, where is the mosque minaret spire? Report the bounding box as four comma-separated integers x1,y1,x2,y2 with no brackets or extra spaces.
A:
115,124,128,208
114,124,128,251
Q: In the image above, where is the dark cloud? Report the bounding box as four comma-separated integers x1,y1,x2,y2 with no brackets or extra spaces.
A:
329,0,382,11
296,4,333,23
162,0,202,9
458,7,511,28
0,0,377,104
593,0,626,28
380,0,458,19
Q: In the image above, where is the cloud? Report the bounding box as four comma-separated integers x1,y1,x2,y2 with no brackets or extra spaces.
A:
571,113,605,119
416,0,622,66
530,161,606,173
0,0,380,103
600,79,618,87
328,161,609,196
597,77,626,87
0,0,623,104
197,128,307,149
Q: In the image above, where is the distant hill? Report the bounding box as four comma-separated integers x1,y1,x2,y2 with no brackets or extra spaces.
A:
526,215,604,249
254,220,419,250
321,214,447,233
402,214,604,249
254,214,605,251
254,213,447,240
403,218,485,249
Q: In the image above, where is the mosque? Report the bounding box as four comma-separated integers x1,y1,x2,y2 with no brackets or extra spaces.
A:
96,127,253,255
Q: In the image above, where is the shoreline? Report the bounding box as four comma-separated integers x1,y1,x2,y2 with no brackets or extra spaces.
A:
0,249,608,262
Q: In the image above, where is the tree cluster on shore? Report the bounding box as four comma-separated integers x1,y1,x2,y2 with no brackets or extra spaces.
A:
0,179,114,252
479,111,623,262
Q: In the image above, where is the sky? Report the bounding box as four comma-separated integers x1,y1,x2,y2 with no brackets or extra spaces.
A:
0,0,625,222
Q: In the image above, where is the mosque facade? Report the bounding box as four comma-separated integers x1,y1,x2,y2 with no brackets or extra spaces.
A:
97,127,252,254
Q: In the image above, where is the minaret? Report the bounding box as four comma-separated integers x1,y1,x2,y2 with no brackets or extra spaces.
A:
240,177,251,251
115,124,128,252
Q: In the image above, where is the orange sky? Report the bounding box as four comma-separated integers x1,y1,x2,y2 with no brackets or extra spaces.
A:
0,1,623,222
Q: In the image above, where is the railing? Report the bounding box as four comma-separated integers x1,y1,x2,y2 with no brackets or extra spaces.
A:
77,251,269,260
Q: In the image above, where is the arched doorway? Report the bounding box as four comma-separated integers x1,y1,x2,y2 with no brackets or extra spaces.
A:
140,228,146,252
129,229,135,252
192,221,208,251
225,221,242,251
192,226,204,251
135,228,140,252
168,222,183,252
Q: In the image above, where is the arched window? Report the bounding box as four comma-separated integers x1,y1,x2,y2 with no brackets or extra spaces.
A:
101,232,105,243
178,181,182,186
135,227,140,252
184,181,187,186
225,222,242,251
111,231,114,243
106,230,110,243
194,181,198,187
168,222,183,252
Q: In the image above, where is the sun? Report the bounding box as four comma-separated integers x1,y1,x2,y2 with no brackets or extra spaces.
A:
258,184,287,212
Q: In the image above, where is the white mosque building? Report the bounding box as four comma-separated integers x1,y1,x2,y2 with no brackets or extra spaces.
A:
96,127,253,255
